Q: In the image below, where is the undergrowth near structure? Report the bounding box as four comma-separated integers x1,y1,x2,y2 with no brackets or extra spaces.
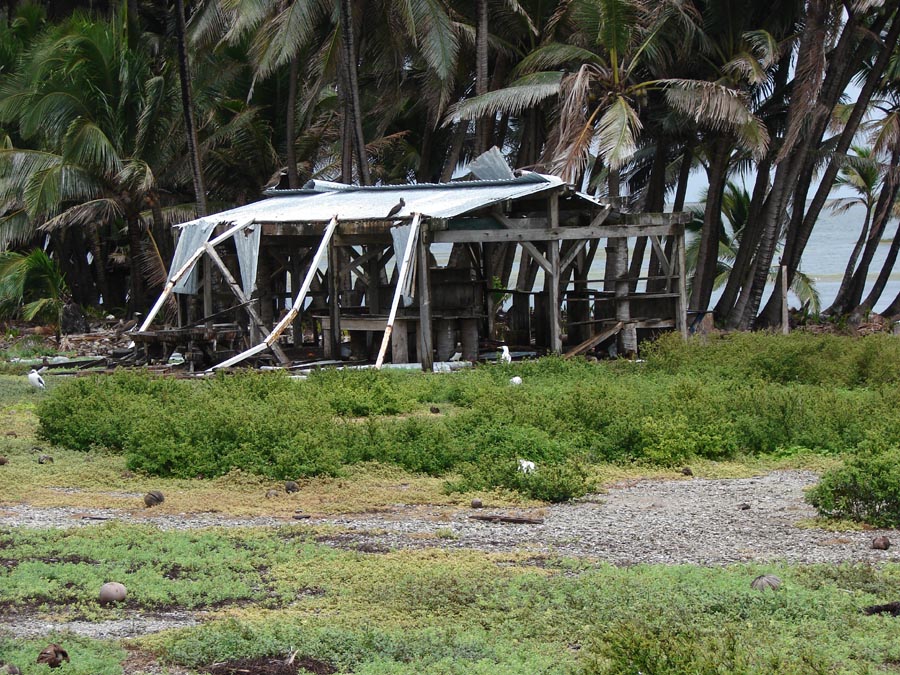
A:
34,333,900,504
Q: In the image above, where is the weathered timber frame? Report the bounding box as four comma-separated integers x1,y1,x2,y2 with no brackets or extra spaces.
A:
138,173,689,370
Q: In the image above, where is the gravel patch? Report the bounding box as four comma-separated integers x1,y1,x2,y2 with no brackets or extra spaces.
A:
5,610,200,640
1,470,899,643
1,470,896,565
317,470,900,565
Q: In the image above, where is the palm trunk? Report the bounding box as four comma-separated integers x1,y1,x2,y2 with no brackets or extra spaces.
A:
126,208,145,314
174,0,207,216
634,138,668,292
758,6,900,325
826,205,872,315
855,149,900,311
715,156,771,318
474,0,489,156
441,121,467,182
286,55,300,189
339,0,370,185
689,139,730,312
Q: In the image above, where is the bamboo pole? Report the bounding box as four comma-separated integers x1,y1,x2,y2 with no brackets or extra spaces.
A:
375,213,421,369
139,220,251,332
211,215,340,370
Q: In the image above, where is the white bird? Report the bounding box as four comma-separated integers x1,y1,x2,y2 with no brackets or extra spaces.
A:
27,369,45,390
449,351,462,362
517,458,536,474
499,345,512,364
510,376,523,385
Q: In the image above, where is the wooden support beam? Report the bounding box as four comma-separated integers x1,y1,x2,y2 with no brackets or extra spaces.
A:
432,223,678,244
211,216,340,370
376,213,422,369
648,235,671,277
141,220,254,332
203,243,290,364
563,321,624,359
327,239,341,358
675,226,688,339
560,239,587,276
548,194,562,354
417,222,433,371
493,213,552,273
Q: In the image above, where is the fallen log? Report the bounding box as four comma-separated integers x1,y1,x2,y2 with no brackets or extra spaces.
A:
468,514,544,525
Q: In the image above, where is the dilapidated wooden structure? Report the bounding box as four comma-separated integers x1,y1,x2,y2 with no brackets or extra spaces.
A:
136,151,690,370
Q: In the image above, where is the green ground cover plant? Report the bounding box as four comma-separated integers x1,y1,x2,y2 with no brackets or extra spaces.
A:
4,522,900,674
35,333,900,504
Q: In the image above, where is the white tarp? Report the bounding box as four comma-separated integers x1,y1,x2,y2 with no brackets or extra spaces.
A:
170,219,216,294
390,223,417,307
234,224,261,295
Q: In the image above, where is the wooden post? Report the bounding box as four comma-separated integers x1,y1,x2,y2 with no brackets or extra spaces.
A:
391,319,410,363
202,258,213,329
417,221,434,371
328,239,342,358
675,225,688,339
548,193,562,353
375,214,421,369
211,216,339,370
290,253,303,346
460,318,478,361
780,263,789,335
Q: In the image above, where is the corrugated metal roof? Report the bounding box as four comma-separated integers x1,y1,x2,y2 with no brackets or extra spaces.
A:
177,173,569,228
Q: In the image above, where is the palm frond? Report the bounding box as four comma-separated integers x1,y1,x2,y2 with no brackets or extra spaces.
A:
594,95,642,170
444,71,563,125
40,198,122,232
411,0,459,82
63,117,124,177
514,43,604,76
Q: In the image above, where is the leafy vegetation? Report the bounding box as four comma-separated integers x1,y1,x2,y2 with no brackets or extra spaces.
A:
31,334,900,506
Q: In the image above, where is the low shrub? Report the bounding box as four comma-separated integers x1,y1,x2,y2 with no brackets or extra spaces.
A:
34,334,900,501
806,449,900,527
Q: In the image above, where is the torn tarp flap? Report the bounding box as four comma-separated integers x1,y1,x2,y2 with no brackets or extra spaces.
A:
234,224,261,295
170,219,216,294
390,222,417,307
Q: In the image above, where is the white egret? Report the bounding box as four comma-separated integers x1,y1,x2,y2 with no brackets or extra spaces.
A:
27,369,45,390
499,345,512,364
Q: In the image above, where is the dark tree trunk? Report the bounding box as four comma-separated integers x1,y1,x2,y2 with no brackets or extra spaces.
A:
440,122,467,182
715,156,771,318
474,0,490,156
339,0,370,185
126,209,145,314
855,148,900,312
826,203,873,315
286,55,300,189
633,138,668,292
758,6,900,325
689,139,730,311
174,0,206,216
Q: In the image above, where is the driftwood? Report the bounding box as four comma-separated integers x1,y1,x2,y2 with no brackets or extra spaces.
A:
563,321,624,359
468,514,544,525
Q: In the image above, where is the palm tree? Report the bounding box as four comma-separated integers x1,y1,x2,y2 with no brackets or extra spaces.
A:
686,182,820,314
0,247,69,340
825,145,882,315
0,12,188,312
